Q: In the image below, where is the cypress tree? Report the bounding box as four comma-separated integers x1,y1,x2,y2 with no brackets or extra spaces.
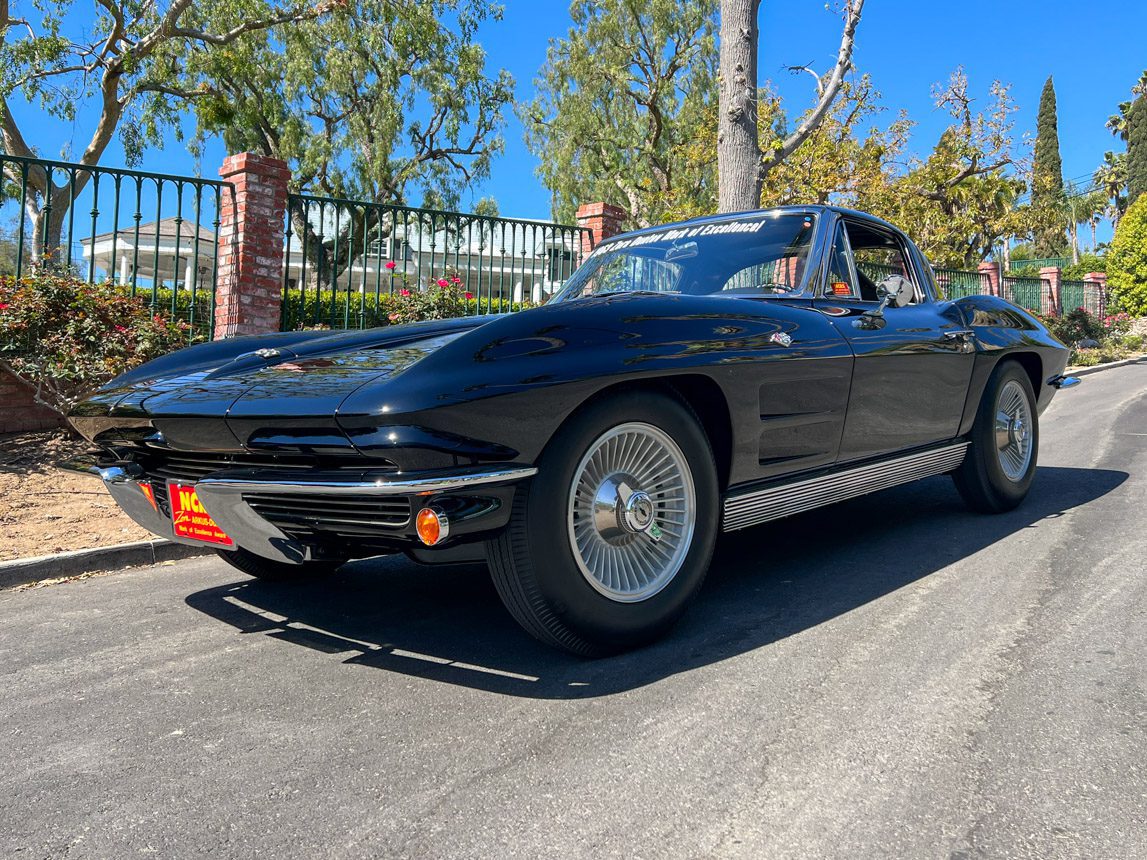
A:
1032,76,1066,256
1127,96,1147,207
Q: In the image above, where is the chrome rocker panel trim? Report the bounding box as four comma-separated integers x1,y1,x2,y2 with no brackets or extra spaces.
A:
195,464,538,565
722,442,969,532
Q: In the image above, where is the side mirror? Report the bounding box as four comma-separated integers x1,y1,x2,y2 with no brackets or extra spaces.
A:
876,275,914,309
855,274,914,330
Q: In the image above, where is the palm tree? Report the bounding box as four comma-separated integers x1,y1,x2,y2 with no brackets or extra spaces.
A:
1093,151,1127,231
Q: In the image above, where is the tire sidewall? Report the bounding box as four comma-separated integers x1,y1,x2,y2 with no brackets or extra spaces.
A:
974,362,1039,505
521,391,719,647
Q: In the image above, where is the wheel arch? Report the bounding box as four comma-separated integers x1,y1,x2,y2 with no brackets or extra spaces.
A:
552,374,734,492
1001,351,1043,395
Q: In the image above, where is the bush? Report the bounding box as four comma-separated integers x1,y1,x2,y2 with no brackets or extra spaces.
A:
0,270,201,416
1038,307,1106,346
281,270,532,331
1108,195,1147,316
1061,253,1106,281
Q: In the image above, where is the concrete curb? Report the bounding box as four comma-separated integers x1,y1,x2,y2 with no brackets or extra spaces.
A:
1065,355,1147,377
0,540,211,589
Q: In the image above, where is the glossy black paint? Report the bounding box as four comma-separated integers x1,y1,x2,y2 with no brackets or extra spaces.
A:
70,205,1071,559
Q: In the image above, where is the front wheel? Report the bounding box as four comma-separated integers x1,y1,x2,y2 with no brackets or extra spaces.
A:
486,392,719,656
215,546,345,582
953,361,1039,513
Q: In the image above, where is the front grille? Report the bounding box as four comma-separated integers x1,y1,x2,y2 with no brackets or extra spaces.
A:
131,450,398,518
244,493,412,537
142,452,319,484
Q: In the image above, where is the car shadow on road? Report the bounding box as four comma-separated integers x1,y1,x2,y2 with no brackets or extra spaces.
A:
184,465,1126,699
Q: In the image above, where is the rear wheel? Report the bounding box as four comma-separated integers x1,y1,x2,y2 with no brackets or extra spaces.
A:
486,392,719,656
215,546,345,581
953,361,1039,513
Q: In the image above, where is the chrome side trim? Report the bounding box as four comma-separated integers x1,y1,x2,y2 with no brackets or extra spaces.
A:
722,442,969,532
194,464,538,497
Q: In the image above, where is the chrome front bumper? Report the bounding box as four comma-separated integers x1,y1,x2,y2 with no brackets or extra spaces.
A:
194,465,536,563
68,457,536,564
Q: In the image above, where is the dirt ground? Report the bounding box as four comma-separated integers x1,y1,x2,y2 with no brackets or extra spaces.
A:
0,430,151,561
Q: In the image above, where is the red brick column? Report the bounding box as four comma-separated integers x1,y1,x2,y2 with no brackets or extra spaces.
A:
1084,271,1108,316
0,368,64,434
977,261,1001,297
1040,265,1062,316
214,153,290,339
575,202,627,257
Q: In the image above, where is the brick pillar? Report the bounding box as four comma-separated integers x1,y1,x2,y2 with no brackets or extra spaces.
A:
0,368,64,434
1084,271,1108,316
214,153,290,339
575,202,627,257
977,261,1001,297
1040,266,1062,316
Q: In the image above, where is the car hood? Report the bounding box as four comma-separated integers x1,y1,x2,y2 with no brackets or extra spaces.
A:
69,316,497,446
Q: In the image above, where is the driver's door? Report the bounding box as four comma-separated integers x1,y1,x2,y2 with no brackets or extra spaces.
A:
815,219,975,461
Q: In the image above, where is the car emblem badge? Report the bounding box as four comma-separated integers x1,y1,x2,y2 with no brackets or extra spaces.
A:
254,348,282,359
770,331,793,347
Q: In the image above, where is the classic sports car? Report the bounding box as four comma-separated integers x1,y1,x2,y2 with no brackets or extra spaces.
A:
69,206,1079,655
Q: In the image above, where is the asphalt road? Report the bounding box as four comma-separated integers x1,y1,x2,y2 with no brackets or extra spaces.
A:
3,363,1146,859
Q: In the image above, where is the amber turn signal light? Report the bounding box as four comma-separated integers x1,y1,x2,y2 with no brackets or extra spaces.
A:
415,506,450,546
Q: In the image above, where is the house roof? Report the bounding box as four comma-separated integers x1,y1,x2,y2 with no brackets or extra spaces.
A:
83,217,217,245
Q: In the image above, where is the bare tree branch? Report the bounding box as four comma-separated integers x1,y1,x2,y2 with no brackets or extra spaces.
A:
760,0,864,177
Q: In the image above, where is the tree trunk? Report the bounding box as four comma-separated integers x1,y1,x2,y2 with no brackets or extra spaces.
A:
27,198,68,269
717,0,761,213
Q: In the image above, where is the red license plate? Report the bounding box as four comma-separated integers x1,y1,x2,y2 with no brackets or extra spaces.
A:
168,483,234,547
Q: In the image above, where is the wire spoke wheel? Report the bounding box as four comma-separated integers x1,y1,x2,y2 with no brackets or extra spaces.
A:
993,378,1034,482
567,422,696,603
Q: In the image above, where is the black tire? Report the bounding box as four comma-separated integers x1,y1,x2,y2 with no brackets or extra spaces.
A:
953,360,1039,513
215,546,345,581
486,391,719,656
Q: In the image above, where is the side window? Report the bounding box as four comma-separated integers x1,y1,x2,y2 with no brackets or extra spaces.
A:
825,226,858,298
845,222,920,304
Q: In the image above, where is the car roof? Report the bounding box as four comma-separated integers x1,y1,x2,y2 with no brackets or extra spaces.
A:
606,204,906,243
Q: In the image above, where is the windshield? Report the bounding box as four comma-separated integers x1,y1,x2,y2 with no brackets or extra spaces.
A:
552,212,817,302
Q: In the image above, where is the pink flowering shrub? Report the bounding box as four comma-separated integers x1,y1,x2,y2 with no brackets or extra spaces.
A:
283,266,533,329
0,271,199,416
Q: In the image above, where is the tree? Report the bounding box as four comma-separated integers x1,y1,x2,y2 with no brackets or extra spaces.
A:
717,0,864,212
1094,150,1127,230
0,0,332,262
1030,76,1066,256
758,75,910,208
1105,70,1147,141
1107,193,1147,316
1127,95,1147,207
1063,182,1108,263
521,0,718,228
861,70,1025,269
185,0,514,287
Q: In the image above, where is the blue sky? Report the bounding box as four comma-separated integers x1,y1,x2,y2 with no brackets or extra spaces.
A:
14,0,1147,224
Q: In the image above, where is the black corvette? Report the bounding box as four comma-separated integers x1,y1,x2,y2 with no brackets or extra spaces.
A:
69,206,1078,655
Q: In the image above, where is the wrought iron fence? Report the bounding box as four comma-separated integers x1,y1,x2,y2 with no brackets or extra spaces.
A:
1060,279,1108,317
281,193,591,330
934,267,992,300
1000,275,1053,315
0,153,234,338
